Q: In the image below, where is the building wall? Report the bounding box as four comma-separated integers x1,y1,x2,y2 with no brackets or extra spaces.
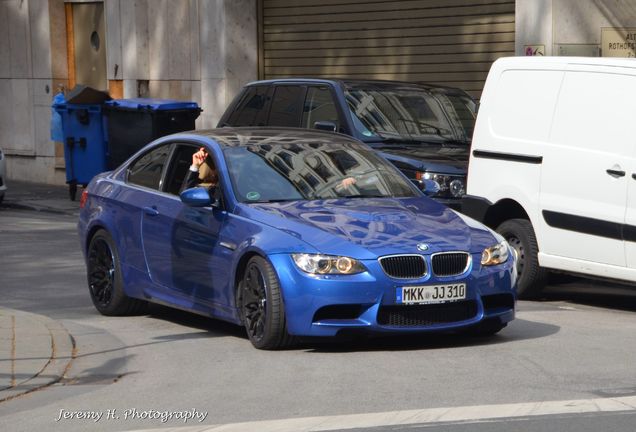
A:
3,0,636,185
1,0,257,185
516,0,636,56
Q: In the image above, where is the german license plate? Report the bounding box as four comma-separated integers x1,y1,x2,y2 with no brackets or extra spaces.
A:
396,283,466,304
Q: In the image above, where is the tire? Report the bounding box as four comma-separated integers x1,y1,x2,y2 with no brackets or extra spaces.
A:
239,256,294,350
87,229,147,316
496,219,547,299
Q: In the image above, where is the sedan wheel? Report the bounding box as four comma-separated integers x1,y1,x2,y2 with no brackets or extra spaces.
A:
240,256,293,350
87,229,147,316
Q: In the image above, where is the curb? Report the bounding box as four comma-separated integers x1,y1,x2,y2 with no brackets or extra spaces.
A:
2,201,71,215
0,309,76,402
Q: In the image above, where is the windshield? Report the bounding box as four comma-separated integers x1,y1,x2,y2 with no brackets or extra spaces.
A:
223,141,420,203
345,85,475,144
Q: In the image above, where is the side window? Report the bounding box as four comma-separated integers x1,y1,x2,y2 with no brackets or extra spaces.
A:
268,86,305,127
163,144,198,195
226,86,269,126
302,86,340,130
127,145,172,190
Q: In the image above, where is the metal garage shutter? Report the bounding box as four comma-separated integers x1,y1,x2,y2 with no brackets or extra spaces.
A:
259,0,515,97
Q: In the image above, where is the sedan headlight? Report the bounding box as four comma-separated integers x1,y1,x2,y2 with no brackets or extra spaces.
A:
481,241,509,266
421,172,465,198
291,253,366,275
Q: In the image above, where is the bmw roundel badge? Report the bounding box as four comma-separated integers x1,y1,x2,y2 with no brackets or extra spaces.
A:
417,243,429,252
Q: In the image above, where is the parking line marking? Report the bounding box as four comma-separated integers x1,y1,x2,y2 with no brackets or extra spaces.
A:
133,395,636,432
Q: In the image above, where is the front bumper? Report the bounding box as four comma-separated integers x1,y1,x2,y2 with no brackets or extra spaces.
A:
269,253,516,337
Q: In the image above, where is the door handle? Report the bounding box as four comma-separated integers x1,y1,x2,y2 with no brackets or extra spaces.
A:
143,206,159,216
606,169,626,178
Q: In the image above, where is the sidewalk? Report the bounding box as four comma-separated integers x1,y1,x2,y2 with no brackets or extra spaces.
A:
0,180,77,401
0,308,75,402
2,179,80,214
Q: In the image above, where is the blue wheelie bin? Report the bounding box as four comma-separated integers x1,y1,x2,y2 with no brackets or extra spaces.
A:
53,103,108,200
103,98,201,169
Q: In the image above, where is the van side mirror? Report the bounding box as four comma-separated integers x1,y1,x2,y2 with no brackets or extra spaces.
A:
421,179,440,197
180,187,215,207
314,121,337,132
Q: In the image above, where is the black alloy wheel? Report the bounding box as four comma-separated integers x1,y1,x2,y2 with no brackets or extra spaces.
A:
240,256,293,350
87,236,116,308
242,261,268,343
86,229,147,316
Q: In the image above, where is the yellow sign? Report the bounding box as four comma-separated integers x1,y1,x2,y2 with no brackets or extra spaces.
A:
601,28,636,57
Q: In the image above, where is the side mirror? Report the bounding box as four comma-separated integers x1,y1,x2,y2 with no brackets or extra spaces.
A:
180,187,214,207
314,121,337,132
422,179,440,197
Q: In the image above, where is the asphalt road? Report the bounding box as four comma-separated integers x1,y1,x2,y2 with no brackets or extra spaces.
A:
2,206,636,432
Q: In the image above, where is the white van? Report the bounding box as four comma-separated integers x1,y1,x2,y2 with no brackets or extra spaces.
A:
463,56,636,298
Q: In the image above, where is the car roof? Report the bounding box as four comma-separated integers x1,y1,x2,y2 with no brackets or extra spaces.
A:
245,77,469,93
185,127,364,148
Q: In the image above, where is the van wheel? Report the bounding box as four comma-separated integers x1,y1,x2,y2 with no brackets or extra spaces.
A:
496,219,547,299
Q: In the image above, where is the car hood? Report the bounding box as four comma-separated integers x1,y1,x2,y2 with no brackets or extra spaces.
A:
240,197,496,259
368,143,468,174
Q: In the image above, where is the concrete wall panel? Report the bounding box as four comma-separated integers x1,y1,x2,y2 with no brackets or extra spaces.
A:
5,79,35,155
121,0,149,80
105,0,123,80
0,2,11,78
148,0,169,80
8,0,33,78
189,0,200,80
200,0,226,80
48,0,67,82
29,0,51,79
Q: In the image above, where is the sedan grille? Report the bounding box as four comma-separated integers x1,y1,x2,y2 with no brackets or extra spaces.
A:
377,301,477,327
432,252,470,276
379,255,426,279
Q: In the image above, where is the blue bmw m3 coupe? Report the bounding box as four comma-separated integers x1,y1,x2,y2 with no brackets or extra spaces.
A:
78,128,516,349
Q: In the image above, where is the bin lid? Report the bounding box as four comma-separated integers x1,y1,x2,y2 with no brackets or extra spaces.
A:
104,98,200,111
65,85,112,104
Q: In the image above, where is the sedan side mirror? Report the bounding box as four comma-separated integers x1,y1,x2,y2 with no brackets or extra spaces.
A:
180,187,215,207
314,121,337,132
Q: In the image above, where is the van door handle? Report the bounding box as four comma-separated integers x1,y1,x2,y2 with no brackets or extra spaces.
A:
606,169,626,178
143,206,159,216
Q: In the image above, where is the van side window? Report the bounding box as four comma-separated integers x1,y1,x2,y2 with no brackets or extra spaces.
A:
226,86,268,126
268,86,305,127
302,86,339,130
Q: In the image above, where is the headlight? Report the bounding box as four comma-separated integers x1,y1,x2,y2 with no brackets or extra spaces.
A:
422,172,465,198
291,253,366,275
481,241,509,266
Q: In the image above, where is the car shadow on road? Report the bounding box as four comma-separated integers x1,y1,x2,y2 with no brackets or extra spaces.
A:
298,318,559,353
539,274,636,312
144,304,562,352
146,304,248,340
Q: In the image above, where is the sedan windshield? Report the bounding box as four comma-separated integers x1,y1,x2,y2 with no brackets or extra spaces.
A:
224,141,420,203
345,85,475,144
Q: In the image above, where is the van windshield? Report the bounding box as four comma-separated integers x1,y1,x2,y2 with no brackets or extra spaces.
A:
344,84,475,145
